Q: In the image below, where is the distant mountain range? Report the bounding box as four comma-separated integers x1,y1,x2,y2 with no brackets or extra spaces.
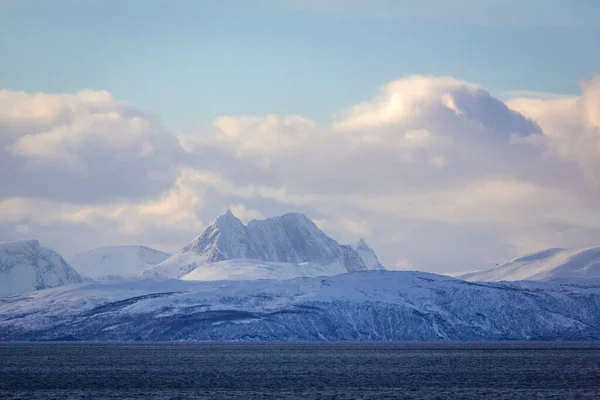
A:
69,246,170,281
458,247,600,282
2,271,600,341
4,211,600,341
1,210,384,296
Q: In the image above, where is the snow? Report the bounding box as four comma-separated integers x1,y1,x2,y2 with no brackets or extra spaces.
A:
180,259,348,281
2,270,600,341
0,262,38,297
0,240,83,297
69,245,170,280
459,246,600,282
149,210,371,279
353,239,385,270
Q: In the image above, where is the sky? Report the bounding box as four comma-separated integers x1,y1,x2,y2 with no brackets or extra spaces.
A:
1,0,600,273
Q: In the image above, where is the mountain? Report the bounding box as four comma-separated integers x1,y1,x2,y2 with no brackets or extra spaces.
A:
459,247,600,282
0,240,83,297
179,259,351,281
2,270,600,341
69,245,170,280
353,239,385,270
149,211,372,279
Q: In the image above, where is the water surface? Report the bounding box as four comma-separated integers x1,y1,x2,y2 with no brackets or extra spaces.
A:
1,342,599,399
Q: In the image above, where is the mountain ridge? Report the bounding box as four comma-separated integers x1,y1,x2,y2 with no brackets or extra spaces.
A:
150,210,377,279
459,246,600,282
2,270,600,341
69,245,170,281
353,238,385,270
0,240,83,297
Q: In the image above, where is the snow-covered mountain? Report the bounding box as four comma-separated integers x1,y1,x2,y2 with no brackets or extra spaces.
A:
0,240,83,297
69,245,170,280
459,246,600,282
353,238,385,270
149,211,373,280
179,259,350,281
2,270,600,341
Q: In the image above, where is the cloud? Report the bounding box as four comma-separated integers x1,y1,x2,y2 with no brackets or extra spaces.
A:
0,168,209,256
178,75,600,271
0,90,183,204
227,203,264,223
185,75,547,197
583,77,600,128
3,75,600,272
507,76,600,189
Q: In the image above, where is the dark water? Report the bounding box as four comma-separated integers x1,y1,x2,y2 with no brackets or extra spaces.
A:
1,342,600,399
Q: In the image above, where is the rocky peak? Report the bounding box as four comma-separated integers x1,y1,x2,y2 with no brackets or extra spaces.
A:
353,238,385,270
176,211,371,272
355,238,371,252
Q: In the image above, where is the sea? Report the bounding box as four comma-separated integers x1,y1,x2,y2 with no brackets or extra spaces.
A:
1,342,599,399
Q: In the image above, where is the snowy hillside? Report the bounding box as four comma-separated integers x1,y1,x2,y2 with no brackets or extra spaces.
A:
69,246,170,280
0,240,83,297
180,259,348,281
149,210,372,279
2,270,600,341
459,247,600,282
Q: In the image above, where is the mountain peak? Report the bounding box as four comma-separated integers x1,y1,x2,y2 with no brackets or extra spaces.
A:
355,238,370,251
153,211,378,278
0,239,41,252
281,212,311,221
218,208,235,219
215,209,243,226
353,238,385,270
69,245,170,281
0,239,83,297
181,209,251,263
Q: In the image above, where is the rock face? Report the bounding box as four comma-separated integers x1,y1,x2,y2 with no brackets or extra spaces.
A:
0,240,83,297
69,246,170,280
150,211,373,279
459,247,600,282
2,271,600,341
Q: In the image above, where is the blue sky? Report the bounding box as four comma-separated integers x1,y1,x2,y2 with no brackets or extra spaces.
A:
1,0,599,130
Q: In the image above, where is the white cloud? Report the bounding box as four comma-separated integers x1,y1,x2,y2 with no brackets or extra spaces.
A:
3,75,600,272
212,114,317,156
0,89,183,204
390,258,419,271
583,77,600,128
228,203,264,223
507,76,600,189
0,169,208,256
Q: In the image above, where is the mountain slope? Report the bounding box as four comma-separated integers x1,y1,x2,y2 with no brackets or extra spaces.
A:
180,259,348,281
353,239,385,270
0,240,83,297
459,247,600,282
2,271,600,341
69,245,170,280
149,211,372,279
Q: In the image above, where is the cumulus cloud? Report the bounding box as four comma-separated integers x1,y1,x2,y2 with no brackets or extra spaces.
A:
178,75,600,270
507,77,600,190
3,75,600,272
0,90,183,204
